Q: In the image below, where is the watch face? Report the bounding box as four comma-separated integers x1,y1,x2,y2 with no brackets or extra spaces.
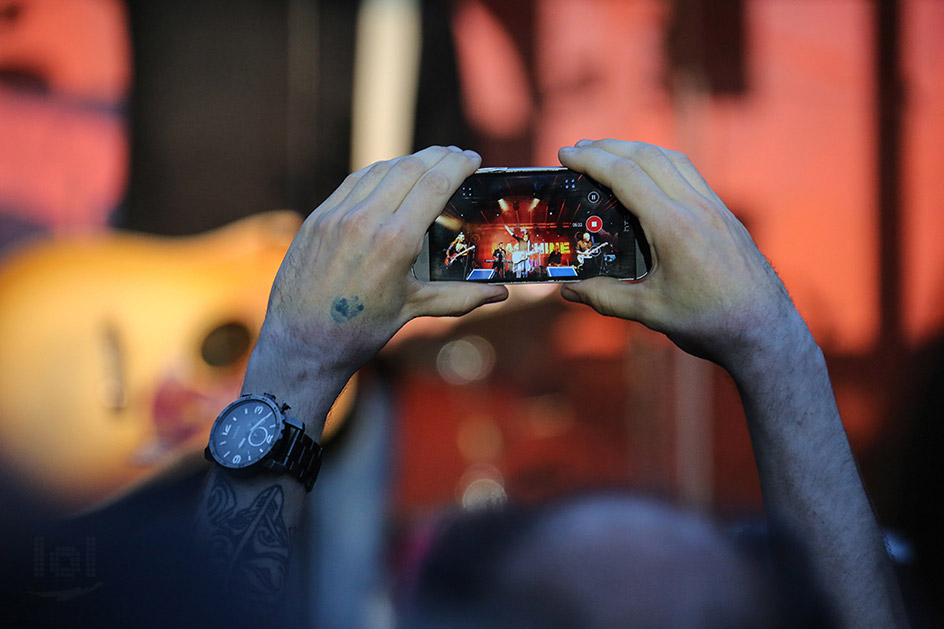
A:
208,396,282,469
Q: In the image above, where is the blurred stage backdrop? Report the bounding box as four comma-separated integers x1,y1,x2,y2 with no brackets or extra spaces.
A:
0,0,942,626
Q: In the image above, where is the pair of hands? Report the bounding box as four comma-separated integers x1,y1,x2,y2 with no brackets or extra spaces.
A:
258,139,799,383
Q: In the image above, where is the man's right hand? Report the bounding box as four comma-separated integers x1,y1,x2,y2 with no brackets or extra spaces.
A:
559,140,910,629
557,139,807,374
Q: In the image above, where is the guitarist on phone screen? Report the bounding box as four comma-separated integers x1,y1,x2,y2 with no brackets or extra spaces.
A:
575,232,604,276
444,232,475,278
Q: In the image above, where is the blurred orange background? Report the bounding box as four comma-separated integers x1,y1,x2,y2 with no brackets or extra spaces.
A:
0,0,941,541
4,0,944,624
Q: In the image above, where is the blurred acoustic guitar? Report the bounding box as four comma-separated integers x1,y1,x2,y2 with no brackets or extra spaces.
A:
0,212,357,514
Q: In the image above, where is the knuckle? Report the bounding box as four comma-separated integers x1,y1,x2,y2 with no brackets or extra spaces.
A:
306,210,330,233
686,190,728,226
665,148,691,165
361,162,389,185
343,166,383,198
370,155,398,170
419,169,453,196
459,148,480,165
668,209,701,239
396,155,427,178
583,138,619,154
376,221,409,248
340,171,362,190
416,145,448,157
628,142,664,164
338,209,373,238
613,157,645,180
694,194,723,217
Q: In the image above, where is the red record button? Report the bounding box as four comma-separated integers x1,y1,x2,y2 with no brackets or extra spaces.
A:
586,215,603,233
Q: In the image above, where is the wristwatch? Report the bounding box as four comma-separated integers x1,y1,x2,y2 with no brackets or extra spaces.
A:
205,393,322,491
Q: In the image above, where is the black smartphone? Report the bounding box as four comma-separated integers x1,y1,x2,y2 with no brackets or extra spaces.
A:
413,168,650,283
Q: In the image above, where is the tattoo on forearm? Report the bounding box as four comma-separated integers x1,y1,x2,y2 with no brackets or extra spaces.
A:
331,295,364,323
201,473,292,601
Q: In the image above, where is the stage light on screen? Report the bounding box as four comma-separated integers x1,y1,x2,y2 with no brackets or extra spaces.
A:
433,214,462,231
497,198,509,212
528,198,539,211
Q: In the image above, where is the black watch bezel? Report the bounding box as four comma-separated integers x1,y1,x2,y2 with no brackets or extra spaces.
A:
205,393,323,491
205,393,285,472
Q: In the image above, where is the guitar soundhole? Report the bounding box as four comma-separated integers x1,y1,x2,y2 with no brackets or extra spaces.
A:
200,322,254,369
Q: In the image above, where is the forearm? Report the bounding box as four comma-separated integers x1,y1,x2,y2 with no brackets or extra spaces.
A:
730,315,908,628
555,138,907,626
194,470,307,603
192,333,344,605
186,145,502,622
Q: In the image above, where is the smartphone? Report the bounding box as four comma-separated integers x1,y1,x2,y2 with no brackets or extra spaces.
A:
413,167,650,284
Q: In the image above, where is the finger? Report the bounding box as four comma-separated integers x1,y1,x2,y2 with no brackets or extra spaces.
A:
656,147,724,204
356,146,467,220
558,144,675,232
408,281,508,318
560,276,652,323
572,139,703,205
314,158,396,219
320,146,460,225
391,148,482,240
313,147,460,236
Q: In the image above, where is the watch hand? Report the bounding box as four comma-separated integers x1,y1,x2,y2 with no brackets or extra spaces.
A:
249,413,273,432
239,438,246,448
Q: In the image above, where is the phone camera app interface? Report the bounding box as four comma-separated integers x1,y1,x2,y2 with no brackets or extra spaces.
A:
430,171,640,283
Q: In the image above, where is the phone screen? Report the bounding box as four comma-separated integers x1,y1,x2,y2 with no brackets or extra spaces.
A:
427,169,647,283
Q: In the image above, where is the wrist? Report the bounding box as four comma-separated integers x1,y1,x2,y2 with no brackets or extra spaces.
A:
721,307,824,390
725,320,834,431
242,325,356,440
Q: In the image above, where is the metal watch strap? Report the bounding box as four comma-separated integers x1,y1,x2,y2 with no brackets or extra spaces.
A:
270,419,323,492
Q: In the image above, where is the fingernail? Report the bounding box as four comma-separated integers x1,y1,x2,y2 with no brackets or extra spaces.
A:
559,146,575,154
463,149,481,160
575,139,593,147
447,145,462,152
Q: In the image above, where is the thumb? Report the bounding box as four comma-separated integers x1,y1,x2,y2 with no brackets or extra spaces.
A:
560,276,647,322
410,282,509,318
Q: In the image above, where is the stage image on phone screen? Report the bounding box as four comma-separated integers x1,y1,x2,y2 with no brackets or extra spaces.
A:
428,169,648,283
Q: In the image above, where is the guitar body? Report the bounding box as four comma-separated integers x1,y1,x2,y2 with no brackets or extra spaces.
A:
0,212,355,512
445,244,475,268
576,243,606,267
